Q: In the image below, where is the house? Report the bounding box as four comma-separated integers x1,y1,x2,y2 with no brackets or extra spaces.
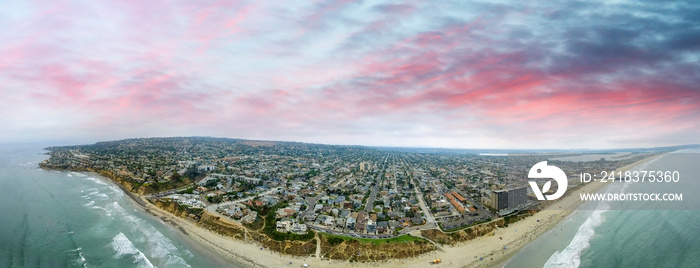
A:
291,223,307,234
366,220,377,234
177,196,204,208
388,220,400,231
411,214,423,225
315,215,328,226
335,218,346,230
276,218,293,233
290,202,303,212
241,211,258,224
225,207,241,216
358,212,368,221
276,208,295,218
261,196,279,206
323,216,335,227
355,219,366,233
346,216,356,230
321,206,332,214
353,201,362,209
388,211,404,219
377,221,388,234
304,213,318,222
435,207,450,217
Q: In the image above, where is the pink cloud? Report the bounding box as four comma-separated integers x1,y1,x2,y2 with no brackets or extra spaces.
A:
1,0,698,148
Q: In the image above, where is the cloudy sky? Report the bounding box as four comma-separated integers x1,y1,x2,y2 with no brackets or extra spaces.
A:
1,0,698,149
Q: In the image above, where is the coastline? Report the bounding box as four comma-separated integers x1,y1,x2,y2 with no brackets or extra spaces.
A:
100,174,266,268
79,171,240,267
64,153,665,268
487,153,668,268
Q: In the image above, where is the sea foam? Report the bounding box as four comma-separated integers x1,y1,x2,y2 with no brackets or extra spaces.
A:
544,202,609,268
542,156,660,267
85,177,108,186
110,232,155,268
108,202,191,267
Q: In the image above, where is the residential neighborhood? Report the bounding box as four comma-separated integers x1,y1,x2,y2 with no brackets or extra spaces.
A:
42,137,656,239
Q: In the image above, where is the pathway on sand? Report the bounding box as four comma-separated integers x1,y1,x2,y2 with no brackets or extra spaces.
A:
409,230,443,251
315,233,321,258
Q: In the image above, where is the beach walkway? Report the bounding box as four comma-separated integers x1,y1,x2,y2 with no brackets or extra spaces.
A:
315,234,321,258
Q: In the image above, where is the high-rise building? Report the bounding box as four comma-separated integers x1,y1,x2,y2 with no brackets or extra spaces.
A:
491,190,508,210
359,162,370,171
490,186,527,211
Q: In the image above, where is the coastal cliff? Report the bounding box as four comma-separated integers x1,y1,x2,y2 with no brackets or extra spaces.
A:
421,219,506,245
197,212,317,256
319,234,437,261
153,200,190,218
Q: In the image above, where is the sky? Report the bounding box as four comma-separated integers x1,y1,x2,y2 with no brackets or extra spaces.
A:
0,0,699,149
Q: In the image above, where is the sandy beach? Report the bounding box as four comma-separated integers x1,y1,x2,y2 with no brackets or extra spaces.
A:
118,154,663,268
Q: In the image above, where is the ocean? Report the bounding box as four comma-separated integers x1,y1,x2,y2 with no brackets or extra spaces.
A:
0,144,237,268
506,150,700,267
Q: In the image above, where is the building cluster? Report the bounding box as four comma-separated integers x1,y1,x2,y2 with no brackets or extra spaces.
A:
41,137,653,238
276,217,307,234
163,193,205,208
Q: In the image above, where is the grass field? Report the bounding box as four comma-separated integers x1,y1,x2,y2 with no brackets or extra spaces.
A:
321,233,425,245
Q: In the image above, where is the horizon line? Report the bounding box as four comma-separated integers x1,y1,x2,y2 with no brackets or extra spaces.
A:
32,135,700,152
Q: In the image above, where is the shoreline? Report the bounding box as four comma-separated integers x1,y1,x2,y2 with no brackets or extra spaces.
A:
79,171,243,267
59,153,665,268
487,153,668,268
101,174,267,268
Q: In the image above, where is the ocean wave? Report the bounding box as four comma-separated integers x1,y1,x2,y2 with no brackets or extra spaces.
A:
68,246,88,267
110,233,155,268
85,177,108,186
107,201,127,216
90,205,112,217
107,202,191,267
84,200,96,207
112,187,124,197
544,203,610,268
163,254,192,267
136,223,192,267
103,202,133,221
